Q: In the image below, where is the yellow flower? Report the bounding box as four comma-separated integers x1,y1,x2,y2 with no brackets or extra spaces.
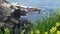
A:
5,28,9,32
56,22,60,26
31,30,34,34
35,30,40,34
57,31,60,34
50,27,57,33
57,9,60,14
44,32,48,34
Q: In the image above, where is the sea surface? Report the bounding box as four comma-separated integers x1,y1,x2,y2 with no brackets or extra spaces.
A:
8,0,60,21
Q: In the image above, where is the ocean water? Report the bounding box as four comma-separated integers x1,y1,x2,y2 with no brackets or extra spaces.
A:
8,0,60,9
26,8,57,21
8,0,59,21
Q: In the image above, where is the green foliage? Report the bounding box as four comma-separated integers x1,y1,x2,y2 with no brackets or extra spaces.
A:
0,9,60,34
29,9,60,34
